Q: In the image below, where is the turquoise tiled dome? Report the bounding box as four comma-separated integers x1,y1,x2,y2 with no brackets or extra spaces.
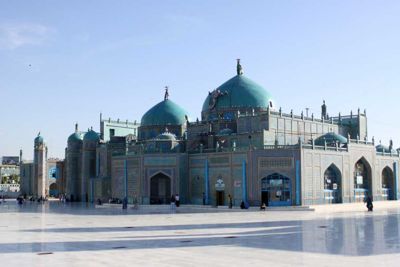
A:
83,129,99,142
315,132,347,146
141,99,187,126
202,74,273,112
376,144,396,154
34,134,44,144
68,132,84,143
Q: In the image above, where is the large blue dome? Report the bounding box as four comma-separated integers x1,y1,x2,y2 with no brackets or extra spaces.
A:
202,74,274,112
141,99,187,127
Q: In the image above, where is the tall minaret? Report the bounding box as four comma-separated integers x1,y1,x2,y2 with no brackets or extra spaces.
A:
33,132,47,197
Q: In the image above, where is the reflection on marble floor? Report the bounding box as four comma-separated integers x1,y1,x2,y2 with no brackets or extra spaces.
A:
1,201,400,266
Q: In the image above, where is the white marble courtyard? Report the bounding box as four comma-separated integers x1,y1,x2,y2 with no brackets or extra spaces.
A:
1,201,400,267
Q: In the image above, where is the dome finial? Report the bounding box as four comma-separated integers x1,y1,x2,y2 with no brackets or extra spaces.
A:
236,58,243,75
164,86,169,100
75,123,78,133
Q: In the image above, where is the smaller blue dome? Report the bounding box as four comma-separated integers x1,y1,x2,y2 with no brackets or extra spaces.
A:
34,134,44,144
315,132,347,146
376,145,396,154
141,99,188,126
68,132,84,143
83,129,100,142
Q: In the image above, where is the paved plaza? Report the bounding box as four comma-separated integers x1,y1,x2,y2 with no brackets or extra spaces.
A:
1,201,400,266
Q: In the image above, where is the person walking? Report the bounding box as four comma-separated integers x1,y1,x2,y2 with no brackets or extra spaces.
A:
122,197,128,210
228,194,233,209
365,194,373,211
202,192,206,205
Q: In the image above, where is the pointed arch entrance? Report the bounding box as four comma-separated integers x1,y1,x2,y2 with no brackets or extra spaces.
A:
323,164,342,204
150,173,171,204
49,183,59,197
382,166,395,200
261,173,291,207
354,158,372,202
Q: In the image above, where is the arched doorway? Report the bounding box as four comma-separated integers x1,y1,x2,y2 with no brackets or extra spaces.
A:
323,164,342,204
261,173,291,207
354,158,372,202
382,167,395,200
150,173,171,204
49,183,59,197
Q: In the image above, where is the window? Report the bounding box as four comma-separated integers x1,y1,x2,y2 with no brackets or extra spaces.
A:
110,129,115,137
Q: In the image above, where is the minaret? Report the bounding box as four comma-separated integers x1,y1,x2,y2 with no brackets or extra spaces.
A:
33,133,47,197
19,149,23,164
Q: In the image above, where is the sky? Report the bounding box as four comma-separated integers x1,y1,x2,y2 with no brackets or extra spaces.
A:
0,0,399,159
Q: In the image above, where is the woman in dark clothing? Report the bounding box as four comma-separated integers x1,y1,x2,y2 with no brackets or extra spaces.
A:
365,195,373,211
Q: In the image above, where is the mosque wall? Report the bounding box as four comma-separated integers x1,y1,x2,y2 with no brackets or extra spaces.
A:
374,155,399,201
100,118,139,142
301,144,400,205
267,112,339,146
188,152,248,206
250,149,301,206
20,162,33,195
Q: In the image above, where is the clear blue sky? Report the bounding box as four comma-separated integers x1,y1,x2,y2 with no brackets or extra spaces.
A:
0,0,399,159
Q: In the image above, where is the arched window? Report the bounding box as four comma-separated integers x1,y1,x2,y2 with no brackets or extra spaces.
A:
324,166,339,190
353,158,372,202
354,159,371,190
382,167,394,200
323,164,342,203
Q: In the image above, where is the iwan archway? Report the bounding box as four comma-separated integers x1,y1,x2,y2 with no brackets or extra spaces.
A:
353,158,372,202
382,166,395,200
150,172,171,205
49,183,59,197
261,173,291,207
323,164,342,204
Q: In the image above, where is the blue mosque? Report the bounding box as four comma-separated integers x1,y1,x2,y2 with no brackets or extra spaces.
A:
21,60,400,207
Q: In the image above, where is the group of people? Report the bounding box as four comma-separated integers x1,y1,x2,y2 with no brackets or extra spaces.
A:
59,194,67,203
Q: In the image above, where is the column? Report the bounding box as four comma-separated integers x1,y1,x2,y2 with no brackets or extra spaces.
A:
205,159,209,205
242,160,247,202
296,160,301,206
394,162,399,200
124,159,128,199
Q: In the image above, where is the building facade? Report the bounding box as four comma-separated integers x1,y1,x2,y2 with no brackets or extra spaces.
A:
60,61,400,206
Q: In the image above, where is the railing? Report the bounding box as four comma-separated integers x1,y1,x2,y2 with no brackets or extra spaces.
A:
302,143,348,152
376,151,400,157
348,139,374,145
187,144,303,154
269,111,330,124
